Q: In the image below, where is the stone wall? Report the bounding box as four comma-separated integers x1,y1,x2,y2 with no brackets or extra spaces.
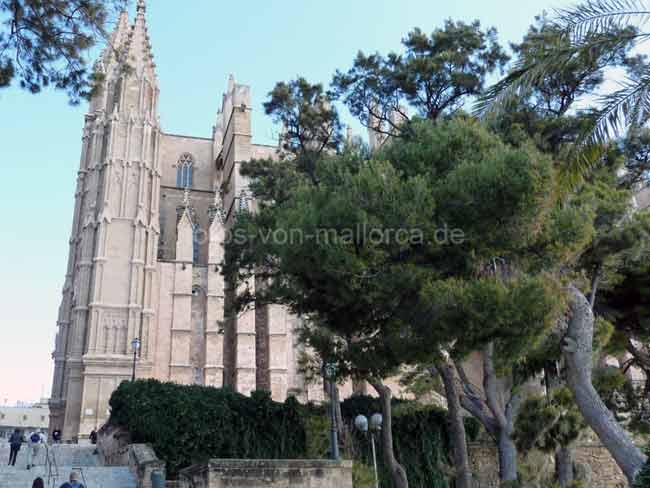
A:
178,459,353,488
97,426,166,488
573,445,627,488
468,442,629,488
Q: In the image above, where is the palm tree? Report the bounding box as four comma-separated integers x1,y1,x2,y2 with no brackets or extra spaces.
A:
477,0,650,165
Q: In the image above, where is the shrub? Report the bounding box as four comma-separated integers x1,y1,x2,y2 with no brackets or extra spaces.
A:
108,380,306,476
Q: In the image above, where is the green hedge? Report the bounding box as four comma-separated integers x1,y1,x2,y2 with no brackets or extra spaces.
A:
341,395,481,488
108,379,480,485
108,380,306,475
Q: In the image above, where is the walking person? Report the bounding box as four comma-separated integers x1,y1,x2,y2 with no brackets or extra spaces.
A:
59,471,85,488
26,429,43,470
7,428,23,466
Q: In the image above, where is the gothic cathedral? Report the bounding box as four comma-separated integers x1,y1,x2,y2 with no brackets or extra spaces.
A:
49,1,321,440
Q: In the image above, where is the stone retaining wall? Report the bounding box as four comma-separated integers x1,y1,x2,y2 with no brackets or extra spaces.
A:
468,442,628,487
178,459,353,488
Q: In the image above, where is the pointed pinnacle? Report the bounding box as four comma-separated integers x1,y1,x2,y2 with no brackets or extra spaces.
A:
137,0,146,14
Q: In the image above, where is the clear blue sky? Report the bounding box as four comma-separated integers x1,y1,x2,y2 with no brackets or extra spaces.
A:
0,0,567,405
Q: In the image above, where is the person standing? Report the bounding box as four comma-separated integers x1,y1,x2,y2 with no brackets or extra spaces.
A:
7,428,23,466
26,429,43,470
52,429,62,444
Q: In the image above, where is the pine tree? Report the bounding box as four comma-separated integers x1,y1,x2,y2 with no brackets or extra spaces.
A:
0,0,128,103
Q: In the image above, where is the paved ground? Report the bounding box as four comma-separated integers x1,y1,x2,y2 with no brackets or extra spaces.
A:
0,444,136,488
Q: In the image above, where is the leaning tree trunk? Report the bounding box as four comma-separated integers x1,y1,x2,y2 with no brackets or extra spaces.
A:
556,446,574,488
436,362,473,488
369,380,409,488
563,285,647,484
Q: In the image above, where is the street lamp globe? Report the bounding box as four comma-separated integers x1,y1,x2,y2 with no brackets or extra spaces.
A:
370,413,383,431
132,337,141,351
354,414,369,433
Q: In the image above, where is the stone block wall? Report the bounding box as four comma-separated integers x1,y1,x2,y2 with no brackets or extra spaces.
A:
468,442,629,488
178,459,353,488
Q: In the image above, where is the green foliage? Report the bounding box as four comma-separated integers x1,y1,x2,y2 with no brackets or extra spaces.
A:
332,21,508,131
108,380,306,476
0,0,127,103
263,78,343,184
621,126,650,187
304,415,330,459
418,275,565,373
514,388,585,454
477,4,641,151
352,462,376,488
633,446,650,487
342,396,452,488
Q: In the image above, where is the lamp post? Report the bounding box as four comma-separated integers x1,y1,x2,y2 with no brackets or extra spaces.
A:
131,337,141,381
323,362,340,461
354,412,382,488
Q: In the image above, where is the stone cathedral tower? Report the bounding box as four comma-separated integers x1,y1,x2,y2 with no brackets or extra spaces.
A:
49,1,325,440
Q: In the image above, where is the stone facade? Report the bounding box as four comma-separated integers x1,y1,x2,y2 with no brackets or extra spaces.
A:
178,460,353,488
49,0,315,440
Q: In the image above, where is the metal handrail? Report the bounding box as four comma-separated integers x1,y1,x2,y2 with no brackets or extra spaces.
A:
44,443,60,488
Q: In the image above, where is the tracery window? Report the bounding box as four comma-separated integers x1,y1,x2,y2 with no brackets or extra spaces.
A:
176,153,194,188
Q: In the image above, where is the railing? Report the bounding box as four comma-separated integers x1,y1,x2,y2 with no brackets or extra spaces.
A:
44,443,59,488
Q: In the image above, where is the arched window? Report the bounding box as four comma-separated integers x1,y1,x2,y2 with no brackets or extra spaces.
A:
176,153,194,188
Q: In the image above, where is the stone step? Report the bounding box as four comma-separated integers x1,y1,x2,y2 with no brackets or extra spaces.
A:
0,444,136,487
0,444,100,467
0,465,136,488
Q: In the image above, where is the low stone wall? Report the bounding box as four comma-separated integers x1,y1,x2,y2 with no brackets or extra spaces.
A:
178,459,353,488
97,424,132,466
97,425,166,488
129,444,166,488
468,442,499,488
573,445,627,488
468,441,629,488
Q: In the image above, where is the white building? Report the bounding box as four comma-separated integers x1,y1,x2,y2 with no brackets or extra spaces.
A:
0,400,50,439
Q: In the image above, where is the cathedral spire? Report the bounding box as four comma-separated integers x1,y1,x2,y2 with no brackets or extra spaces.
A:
124,0,156,80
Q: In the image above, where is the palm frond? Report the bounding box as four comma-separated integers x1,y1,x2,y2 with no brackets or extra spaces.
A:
475,27,648,119
560,73,650,184
555,0,650,42
588,73,650,144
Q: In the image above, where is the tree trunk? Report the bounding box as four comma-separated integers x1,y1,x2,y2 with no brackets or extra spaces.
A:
588,264,602,309
369,380,409,488
436,362,473,488
498,395,520,483
483,343,519,483
498,427,518,482
556,446,574,488
563,284,647,484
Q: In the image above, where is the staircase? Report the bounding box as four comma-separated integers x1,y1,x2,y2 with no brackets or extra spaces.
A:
0,444,137,488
